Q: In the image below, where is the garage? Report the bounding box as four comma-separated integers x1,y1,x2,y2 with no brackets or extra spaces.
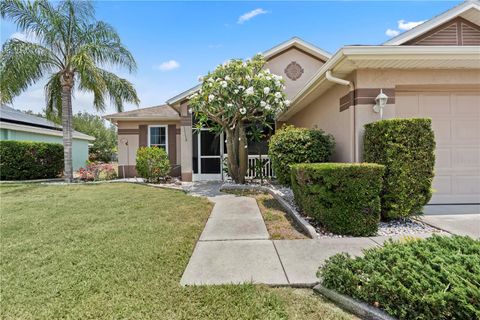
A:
396,90,480,204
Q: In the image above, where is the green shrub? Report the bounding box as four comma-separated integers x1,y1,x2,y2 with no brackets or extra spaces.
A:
291,163,384,236
135,147,170,182
364,118,435,219
0,140,63,180
319,235,480,320
268,125,334,185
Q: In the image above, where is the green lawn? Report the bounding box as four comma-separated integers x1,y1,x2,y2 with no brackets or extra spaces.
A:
0,183,354,319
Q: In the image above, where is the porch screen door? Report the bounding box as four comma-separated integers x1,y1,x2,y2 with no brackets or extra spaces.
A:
193,129,223,180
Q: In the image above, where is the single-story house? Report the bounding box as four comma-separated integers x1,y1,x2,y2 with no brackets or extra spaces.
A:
0,105,95,170
105,1,480,205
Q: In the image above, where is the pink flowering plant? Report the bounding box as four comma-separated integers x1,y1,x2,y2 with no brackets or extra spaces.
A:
78,162,117,181
188,54,290,183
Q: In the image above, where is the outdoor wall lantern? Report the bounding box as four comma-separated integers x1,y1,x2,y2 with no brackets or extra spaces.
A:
373,89,388,119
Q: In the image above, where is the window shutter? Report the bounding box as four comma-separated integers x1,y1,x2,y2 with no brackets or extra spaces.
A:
139,125,148,147
168,125,176,164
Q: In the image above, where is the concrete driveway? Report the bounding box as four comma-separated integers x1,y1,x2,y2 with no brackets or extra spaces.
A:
420,213,479,238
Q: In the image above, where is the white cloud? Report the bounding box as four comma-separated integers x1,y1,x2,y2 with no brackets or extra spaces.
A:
154,60,180,71
10,32,27,41
237,8,268,24
10,31,40,43
398,19,426,31
385,29,400,37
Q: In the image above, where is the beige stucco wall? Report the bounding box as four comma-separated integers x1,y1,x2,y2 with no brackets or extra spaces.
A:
354,69,480,161
118,133,139,167
286,84,354,162
178,102,193,181
266,48,324,98
116,120,180,167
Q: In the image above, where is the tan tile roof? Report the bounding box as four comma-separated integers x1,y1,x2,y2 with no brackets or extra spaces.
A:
104,104,180,121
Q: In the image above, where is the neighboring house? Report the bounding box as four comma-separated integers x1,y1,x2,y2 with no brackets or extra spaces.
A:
0,105,95,170
105,1,480,205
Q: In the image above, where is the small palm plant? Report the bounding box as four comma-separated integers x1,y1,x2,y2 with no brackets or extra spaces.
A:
0,0,139,181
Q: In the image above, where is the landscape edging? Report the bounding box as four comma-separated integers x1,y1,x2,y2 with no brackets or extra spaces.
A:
220,184,318,239
313,284,397,320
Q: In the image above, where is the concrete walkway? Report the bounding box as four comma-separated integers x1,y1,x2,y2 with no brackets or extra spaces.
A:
181,183,436,287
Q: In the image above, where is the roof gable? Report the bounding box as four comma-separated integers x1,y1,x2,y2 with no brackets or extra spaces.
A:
405,16,480,46
384,1,480,45
263,37,331,63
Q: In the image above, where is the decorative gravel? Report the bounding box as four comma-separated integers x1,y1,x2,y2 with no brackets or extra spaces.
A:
223,180,442,238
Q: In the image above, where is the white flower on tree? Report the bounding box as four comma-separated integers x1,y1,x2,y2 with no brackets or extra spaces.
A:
189,54,289,183
245,87,254,96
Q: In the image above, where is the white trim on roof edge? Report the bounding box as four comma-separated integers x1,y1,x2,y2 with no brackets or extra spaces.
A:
278,45,480,121
262,37,332,60
0,121,95,141
383,0,480,45
166,37,331,105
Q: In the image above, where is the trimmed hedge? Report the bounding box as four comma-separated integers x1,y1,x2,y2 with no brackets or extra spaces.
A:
364,118,435,219
268,125,334,185
135,147,170,182
0,140,63,180
291,163,384,236
319,235,480,320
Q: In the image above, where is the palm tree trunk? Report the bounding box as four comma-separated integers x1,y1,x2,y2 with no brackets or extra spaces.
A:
61,74,74,182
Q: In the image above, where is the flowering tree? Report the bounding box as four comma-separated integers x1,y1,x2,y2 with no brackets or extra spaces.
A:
188,55,290,183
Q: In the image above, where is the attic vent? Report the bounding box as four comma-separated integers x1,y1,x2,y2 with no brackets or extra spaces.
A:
284,61,304,81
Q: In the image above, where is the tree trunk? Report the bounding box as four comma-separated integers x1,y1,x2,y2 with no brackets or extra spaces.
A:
226,128,239,182
61,73,74,182
225,122,248,184
238,122,248,184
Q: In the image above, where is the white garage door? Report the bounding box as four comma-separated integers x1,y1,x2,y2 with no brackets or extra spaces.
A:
396,91,480,204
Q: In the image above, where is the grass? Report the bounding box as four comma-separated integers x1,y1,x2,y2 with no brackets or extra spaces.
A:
0,183,354,319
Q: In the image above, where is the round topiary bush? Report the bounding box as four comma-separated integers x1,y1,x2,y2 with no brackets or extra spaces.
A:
268,125,334,185
135,147,171,182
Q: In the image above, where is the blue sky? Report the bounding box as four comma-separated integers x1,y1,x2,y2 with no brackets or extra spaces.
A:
0,0,462,115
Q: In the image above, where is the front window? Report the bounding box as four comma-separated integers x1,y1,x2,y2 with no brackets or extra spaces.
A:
149,126,167,152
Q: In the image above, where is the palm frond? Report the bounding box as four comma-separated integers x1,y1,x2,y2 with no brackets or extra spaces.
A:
100,69,140,112
0,39,60,103
1,0,60,50
74,21,136,72
71,50,106,110
44,72,62,118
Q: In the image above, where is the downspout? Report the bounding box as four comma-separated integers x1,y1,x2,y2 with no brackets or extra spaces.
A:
325,71,357,162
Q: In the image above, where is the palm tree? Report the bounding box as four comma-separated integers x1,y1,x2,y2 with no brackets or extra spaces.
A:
0,0,139,182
